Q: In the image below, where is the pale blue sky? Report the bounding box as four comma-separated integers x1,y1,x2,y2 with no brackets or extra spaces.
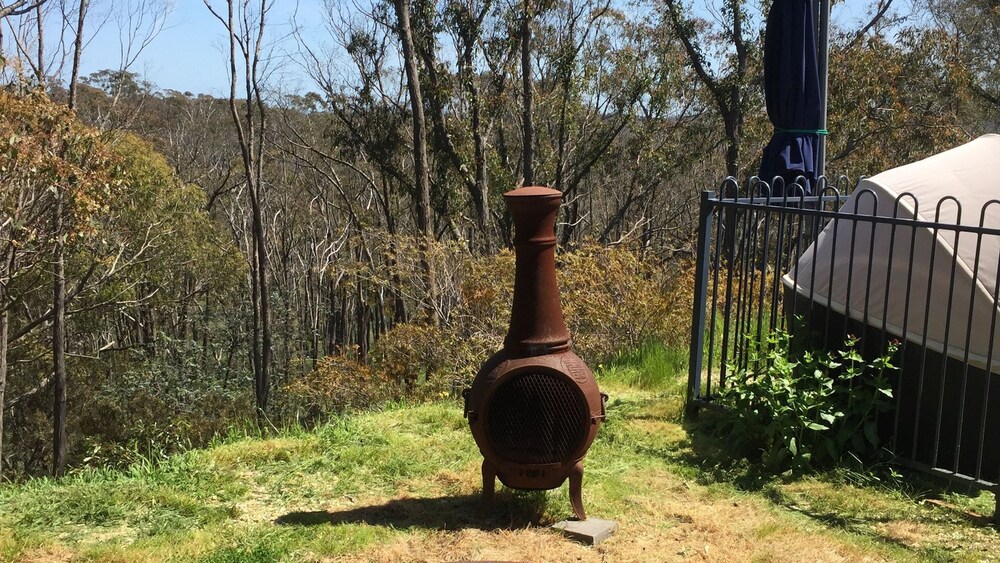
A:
74,0,884,97
77,0,329,96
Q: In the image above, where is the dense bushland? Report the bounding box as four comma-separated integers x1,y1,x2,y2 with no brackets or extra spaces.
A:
263,243,698,430
0,90,244,475
0,99,693,474
1,0,997,481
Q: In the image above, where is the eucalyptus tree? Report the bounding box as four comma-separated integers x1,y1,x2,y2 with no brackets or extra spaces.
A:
294,0,419,342
442,0,494,248
533,1,653,244
658,0,757,179
0,91,55,479
296,0,451,329
0,90,123,477
392,0,438,325
204,0,274,420
927,0,1000,129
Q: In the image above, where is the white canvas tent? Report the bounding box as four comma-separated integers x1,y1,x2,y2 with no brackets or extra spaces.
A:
782,134,1000,373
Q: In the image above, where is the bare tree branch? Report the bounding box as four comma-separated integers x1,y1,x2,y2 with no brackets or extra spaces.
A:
848,0,894,48
0,0,47,19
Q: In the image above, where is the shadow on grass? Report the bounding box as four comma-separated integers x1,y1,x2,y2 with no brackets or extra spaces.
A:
274,492,546,532
678,415,782,491
660,411,999,531
618,400,782,493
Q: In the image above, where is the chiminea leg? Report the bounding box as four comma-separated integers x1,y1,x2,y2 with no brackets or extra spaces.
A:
481,459,497,510
569,461,586,520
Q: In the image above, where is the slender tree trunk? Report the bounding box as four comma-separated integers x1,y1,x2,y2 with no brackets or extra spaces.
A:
248,238,262,403
391,270,407,325
393,0,437,325
34,3,44,83
0,247,11,481
394,0,431,232
521,2,534,186
139,281,155,357
555,40,572,244
338,283,349,348
325,276,336,354
206,0,272,420
67,0,87,110
251,1,271,419
253,195,271,414
462,35,490,249
355,282,368,362
281,269,291,384
307,268,319,364
560,198,580,246
201,290,211,367
52,189,66,477
0,299,8,481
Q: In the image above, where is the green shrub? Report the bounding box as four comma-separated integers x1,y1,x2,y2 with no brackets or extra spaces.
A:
371,322,470,399
277,354,401,428
450,249,515,367
713,329,898,472
72,340,250,470
450,244,694,366
559,244,693,363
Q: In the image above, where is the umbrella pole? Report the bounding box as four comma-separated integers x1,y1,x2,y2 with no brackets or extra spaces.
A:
817,0,831,178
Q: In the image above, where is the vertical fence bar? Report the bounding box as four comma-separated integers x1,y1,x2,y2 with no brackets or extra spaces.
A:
754,194,774,348
932,200,962,468
707,196,726,395
954,207,987,476
718,185,739,390
895,196,920,457
687,191,715,418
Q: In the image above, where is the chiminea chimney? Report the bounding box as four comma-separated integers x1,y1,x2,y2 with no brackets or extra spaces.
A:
464,186,606,520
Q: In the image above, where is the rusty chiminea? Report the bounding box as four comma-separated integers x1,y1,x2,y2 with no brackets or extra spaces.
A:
464,186,606,520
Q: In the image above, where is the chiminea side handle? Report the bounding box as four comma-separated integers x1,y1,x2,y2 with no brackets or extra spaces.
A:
592,392,609,424
462,388,476,421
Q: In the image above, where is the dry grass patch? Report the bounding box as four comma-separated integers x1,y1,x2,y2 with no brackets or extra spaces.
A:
776,480,913,521
342,527,595,563
13,545,76,563
874,520,928,548
592,469,889,563
312,458,898,563
628,418,687,445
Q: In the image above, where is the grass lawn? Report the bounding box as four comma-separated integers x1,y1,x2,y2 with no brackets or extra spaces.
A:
1,346,997,562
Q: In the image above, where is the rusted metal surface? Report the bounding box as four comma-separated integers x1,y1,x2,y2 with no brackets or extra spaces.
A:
464,186,606,520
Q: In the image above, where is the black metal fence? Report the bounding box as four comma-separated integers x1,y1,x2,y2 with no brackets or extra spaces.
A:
686,177,1000,521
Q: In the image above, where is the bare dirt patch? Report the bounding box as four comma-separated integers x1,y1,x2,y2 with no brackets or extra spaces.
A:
15,546,75,563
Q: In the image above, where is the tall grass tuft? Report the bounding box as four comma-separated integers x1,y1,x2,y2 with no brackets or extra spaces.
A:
599,341,687,393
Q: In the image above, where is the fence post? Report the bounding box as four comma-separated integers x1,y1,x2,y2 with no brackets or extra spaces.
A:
687,191,715,420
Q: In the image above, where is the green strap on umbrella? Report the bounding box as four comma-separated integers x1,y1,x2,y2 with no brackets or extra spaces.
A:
775,127,828,135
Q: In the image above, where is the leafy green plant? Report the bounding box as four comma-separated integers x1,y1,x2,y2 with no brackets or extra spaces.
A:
714,328,898,472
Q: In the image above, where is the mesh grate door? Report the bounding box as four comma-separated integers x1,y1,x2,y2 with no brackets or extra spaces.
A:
485,371,589,464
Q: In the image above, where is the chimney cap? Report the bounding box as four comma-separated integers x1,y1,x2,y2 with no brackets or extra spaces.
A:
505,186,562,199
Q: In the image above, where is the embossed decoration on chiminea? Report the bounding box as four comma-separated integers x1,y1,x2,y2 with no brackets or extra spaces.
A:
463,186,606,520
